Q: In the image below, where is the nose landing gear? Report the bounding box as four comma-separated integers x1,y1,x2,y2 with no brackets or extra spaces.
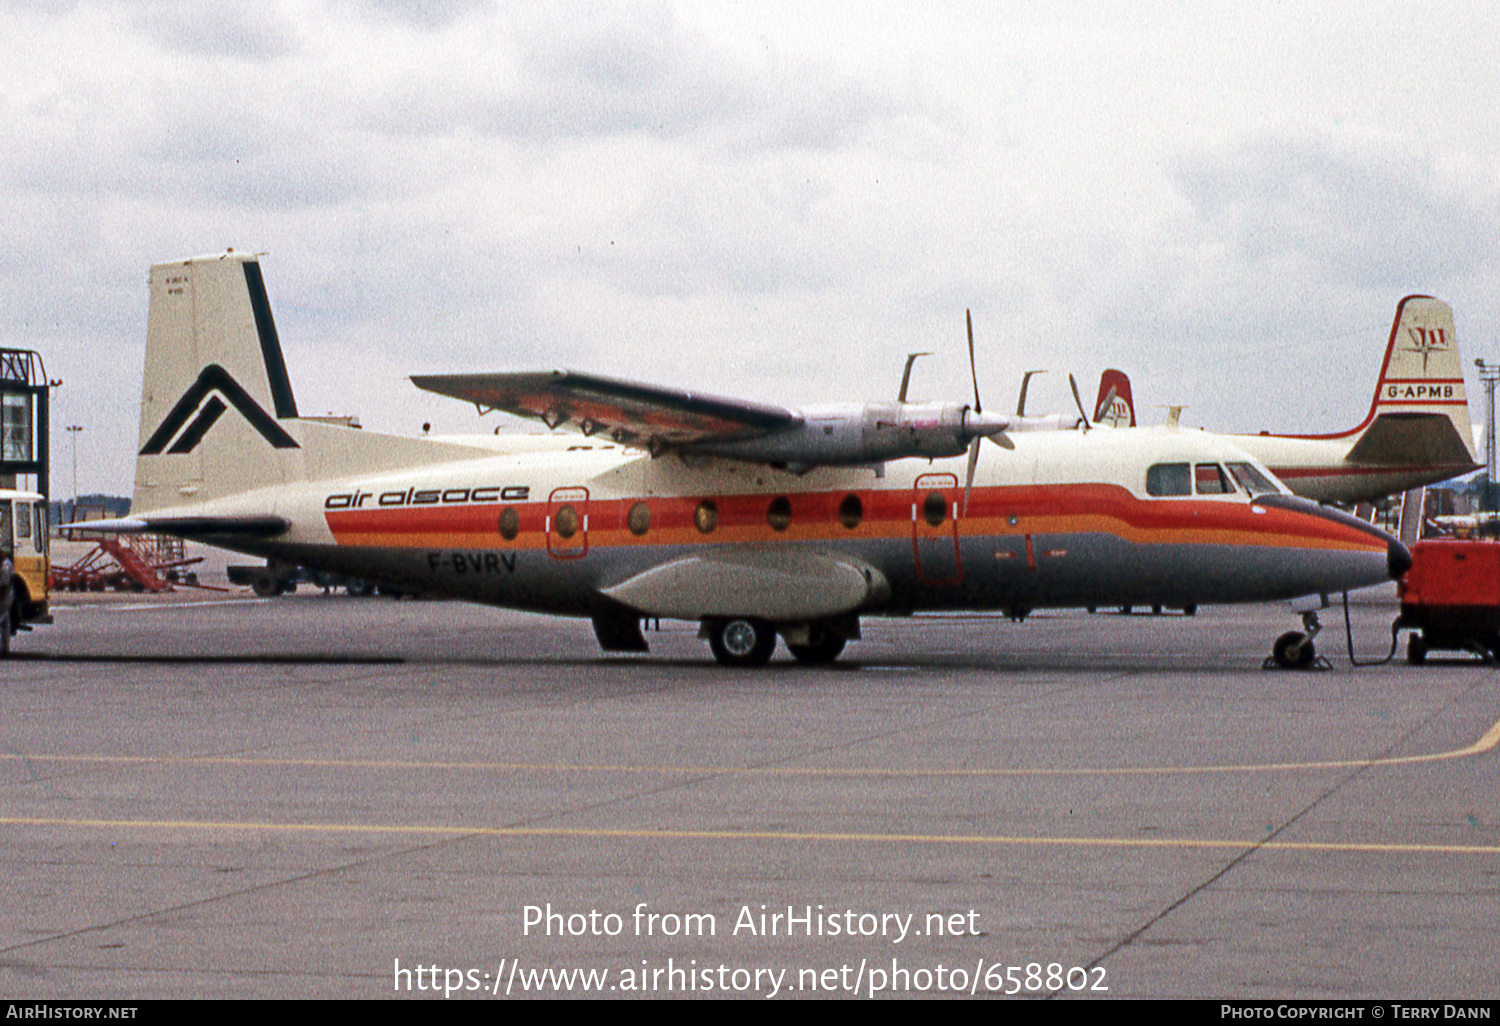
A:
1265,609,1332,670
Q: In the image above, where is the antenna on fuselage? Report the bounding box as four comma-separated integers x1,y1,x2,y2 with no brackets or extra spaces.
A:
1162,405,1186,428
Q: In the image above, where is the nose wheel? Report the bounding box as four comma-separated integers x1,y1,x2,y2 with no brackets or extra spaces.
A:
1265,610,1331,670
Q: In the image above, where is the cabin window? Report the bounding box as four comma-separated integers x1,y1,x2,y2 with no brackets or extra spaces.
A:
498,506,520,540
554,504,579,539
838,493,863,530
627,501,651,536
694,500,718,534
1146,463,1191,496
766,496,792,532
1194,464,1234,494
1226,462,1278,496
922,491,947,527
14,501,29,540
31,502,44,553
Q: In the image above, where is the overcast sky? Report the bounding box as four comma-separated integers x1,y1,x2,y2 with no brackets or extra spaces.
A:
4,0,1498,496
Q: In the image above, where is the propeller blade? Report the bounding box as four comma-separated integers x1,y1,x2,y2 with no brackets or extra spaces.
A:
966,309,981,414
963,436,981,515
1068,374,1092,432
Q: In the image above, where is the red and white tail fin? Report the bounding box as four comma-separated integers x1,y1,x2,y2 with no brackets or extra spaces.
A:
1343,295,1477,465
1370,296,1468,422
1093,369,1135,427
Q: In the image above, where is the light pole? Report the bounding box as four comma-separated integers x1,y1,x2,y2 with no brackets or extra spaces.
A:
1476,360,1499,512
65,424,82,521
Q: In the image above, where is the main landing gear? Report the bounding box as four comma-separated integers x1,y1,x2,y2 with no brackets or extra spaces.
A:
706,617,779,667
702,617,854,668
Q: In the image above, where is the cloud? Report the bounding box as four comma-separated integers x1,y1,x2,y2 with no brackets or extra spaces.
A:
1175,135,1495,291
128,0,301,59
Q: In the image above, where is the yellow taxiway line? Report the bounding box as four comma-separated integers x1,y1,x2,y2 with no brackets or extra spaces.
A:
4,714,1499,779
0,815,1495,857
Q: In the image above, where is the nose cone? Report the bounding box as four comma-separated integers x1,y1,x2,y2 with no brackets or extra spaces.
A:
1388,539,1413,580
964,409,1013,438
1249,493,1409,594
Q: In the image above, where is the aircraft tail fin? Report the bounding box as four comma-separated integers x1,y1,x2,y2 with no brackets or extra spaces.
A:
134,252,489,514
1093,369,1136,427
135,252,310,514
1349,295,1477,465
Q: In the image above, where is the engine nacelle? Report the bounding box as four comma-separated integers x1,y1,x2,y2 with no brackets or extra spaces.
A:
698,401,1018,466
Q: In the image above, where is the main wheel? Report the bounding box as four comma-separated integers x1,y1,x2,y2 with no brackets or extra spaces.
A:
708,618,777,668
1273,630,1315,669
787,628,846,665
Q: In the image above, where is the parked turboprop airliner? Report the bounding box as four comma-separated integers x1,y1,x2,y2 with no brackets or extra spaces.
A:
1087,297,1480,504
91,252,1409,667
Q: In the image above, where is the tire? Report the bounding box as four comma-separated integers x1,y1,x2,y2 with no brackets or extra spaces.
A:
787,628,847,665
707,618,777,668
1407,636,1427,665
1273,630,1315,669
251,576,280,597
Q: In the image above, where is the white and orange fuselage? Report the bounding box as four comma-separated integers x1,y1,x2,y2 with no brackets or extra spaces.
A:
171,426,1402,620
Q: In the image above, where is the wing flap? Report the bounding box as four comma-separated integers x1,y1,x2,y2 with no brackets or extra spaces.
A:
411,370,800,449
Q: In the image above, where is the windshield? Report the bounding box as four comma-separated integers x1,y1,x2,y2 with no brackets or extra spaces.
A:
1225,461,1279,496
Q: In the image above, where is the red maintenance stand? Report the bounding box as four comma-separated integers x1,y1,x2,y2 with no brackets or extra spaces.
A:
1397,539,1500,663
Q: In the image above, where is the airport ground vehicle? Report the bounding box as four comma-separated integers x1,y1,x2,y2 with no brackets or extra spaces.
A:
227,561,378,596
0,488,51,654
1397,539,1500,663
1,346,51,655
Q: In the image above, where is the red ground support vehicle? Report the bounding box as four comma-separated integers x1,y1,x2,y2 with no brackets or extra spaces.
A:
1397,539,1500,663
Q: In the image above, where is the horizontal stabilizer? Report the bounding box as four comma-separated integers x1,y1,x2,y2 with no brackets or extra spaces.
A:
1345,413,1476,467
602,547,887,621
64,515,290,538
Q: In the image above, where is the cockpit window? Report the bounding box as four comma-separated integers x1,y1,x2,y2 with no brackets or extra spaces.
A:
1194,464,1234,494
1226,462,1278,496
1146,463,1191,496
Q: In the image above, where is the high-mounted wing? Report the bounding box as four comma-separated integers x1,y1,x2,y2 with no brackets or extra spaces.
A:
410,370,800,451
414,367,1024,471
